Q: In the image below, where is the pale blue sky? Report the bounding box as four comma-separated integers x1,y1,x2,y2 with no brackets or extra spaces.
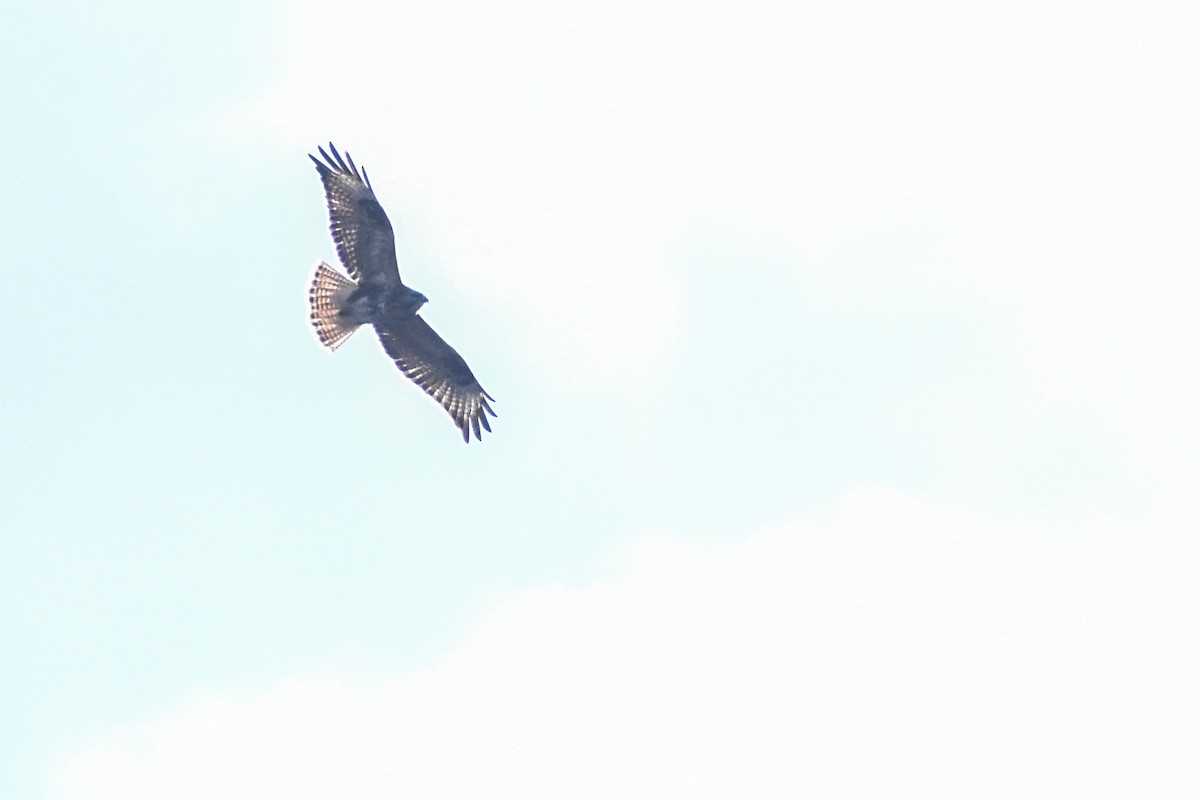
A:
3,2,1198,797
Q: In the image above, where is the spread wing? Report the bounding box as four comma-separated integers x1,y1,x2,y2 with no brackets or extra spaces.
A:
376,316,497,442
310,143,399,286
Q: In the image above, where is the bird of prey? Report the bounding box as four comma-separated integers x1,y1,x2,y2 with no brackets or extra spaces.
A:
307,143,496,442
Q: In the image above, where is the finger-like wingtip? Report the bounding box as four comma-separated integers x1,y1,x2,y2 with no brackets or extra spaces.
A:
458,407,493,443
314,142,366,184
328,142,354,177
480,395,497,418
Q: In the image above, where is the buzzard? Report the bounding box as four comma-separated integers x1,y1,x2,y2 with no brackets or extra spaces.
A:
307,144,496,442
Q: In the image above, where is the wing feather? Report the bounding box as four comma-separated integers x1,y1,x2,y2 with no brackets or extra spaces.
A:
375,316,497,442
310,143,400,286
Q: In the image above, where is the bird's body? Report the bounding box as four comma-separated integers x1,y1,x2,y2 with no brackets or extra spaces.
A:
307,144,496,442
343,281,429,327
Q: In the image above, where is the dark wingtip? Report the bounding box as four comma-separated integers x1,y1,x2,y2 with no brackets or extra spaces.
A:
479,394,497,418
314,142,367,184
328,142,352,176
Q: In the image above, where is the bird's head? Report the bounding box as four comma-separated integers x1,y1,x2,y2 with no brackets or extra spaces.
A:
403,286,429,312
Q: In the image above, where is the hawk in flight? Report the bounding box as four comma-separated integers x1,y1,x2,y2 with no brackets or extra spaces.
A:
307,144,496,442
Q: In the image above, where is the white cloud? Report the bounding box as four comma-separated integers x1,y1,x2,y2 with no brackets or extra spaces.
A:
50,485,1200,799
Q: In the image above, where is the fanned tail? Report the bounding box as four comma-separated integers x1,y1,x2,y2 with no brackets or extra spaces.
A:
308,261,360,350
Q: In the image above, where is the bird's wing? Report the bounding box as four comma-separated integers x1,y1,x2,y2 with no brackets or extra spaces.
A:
310,143,400,286
375,316,497,442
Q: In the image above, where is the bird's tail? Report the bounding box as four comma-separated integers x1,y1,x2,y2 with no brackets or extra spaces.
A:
308,261,360,351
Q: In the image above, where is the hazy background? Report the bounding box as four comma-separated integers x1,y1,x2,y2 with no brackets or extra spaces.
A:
2,1,1197,797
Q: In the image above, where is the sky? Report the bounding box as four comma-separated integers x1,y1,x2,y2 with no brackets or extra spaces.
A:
1,0,1198,797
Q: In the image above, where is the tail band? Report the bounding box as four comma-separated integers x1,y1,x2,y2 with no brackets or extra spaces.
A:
308,261,360,350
